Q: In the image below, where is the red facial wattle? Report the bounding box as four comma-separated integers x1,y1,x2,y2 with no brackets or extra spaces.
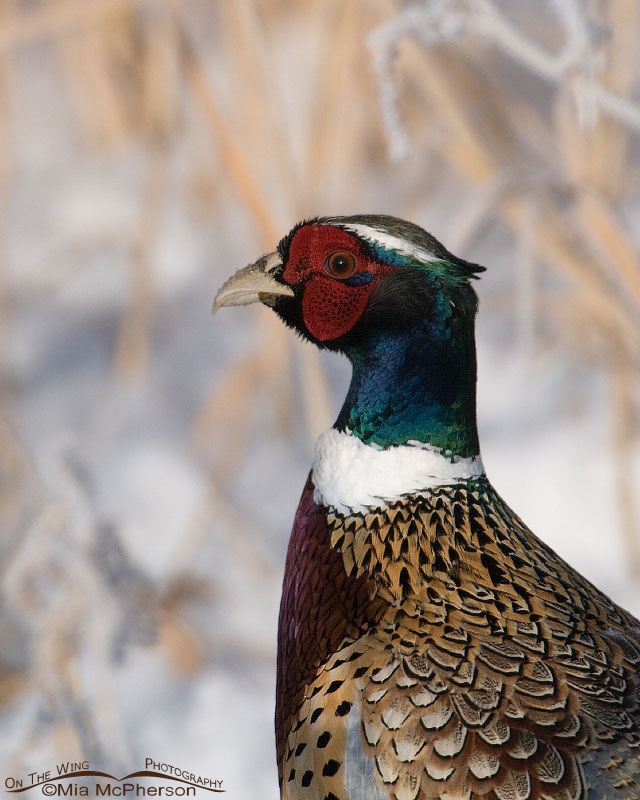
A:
282,225,392,341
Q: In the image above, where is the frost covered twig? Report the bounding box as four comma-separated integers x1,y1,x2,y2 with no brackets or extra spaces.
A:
369,0,640,158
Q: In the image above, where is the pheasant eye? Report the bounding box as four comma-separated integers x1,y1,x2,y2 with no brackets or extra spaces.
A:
325,251,357,279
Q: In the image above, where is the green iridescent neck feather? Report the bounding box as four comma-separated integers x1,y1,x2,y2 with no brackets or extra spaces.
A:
336,273,481,459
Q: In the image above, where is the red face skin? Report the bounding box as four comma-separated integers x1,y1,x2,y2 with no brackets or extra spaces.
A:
282,225,393,341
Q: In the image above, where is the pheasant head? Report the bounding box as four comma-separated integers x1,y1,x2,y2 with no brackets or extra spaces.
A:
215,215,485,462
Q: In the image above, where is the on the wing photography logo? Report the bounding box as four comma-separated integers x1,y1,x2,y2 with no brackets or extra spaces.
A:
3,758,225,797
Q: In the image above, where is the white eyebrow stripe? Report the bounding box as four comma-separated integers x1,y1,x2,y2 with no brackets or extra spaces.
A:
334,223,443,264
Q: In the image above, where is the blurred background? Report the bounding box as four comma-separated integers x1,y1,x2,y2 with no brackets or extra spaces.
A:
1,0,639,796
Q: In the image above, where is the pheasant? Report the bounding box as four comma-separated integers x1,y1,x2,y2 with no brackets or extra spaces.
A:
214,215,640,800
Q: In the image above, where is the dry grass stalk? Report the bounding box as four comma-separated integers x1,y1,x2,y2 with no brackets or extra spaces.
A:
0,1,14,417
611,360,640,576
303,0,370,205
0,0,146,54
400,44,495,182
0,0,35,560
114,145,168,381
504,200,640,359
568,1,640,576
140,2,181,140
158,576,211,678
44,2,183,146
222,0,300,217
576,191,640,312
180,19,280,244
159,609,204,676
0,416,36,551
192,349,275,486
583,0,639,197
57,13,131,147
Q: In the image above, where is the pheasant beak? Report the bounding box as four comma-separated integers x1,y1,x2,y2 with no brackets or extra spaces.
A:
213,251,294,312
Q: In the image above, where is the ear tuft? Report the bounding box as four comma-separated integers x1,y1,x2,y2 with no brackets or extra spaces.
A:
430,257,486,286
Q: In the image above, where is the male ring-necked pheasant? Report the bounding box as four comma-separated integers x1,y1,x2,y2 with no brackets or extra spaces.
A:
214,216,640,800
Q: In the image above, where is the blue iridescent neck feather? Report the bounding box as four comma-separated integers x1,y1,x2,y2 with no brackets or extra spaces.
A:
335,270,480,459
